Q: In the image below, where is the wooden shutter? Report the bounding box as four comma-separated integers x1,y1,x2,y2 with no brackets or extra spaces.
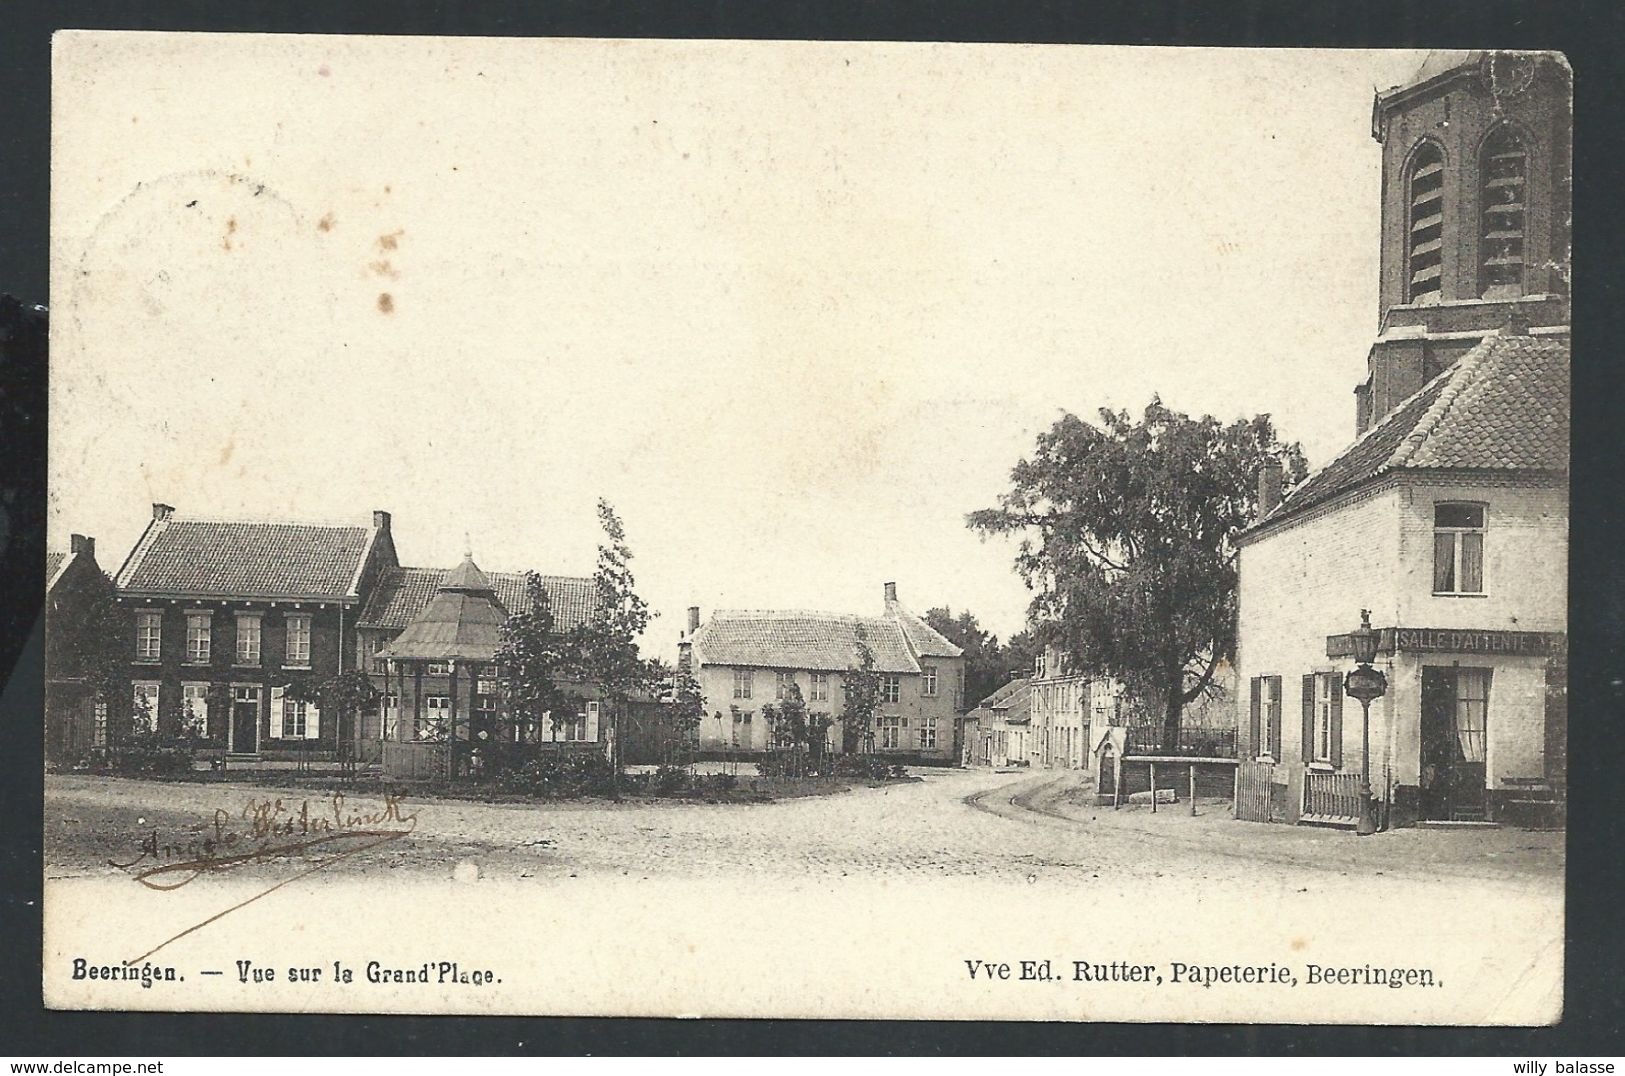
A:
306,700,321,740
270,686,285,739
1247,678,1261,757
585,701,600,742
1301,675,1315,763
1267,677,1283,760
1329,681,1343,769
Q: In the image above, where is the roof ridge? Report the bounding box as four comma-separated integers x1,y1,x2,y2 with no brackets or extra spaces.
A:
395,564,592,583
160,515,371,530
1388,331,1500,471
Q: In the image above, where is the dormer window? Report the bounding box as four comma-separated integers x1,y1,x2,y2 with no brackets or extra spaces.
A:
1480,127,1527,300
1406,142,1445,305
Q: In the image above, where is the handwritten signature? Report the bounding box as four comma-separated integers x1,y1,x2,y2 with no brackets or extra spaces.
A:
111,793,420,965
111,793,419,890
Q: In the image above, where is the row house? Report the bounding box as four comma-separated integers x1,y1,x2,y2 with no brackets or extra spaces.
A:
1026,646,1101,771
1234,51,1569,828
679,583,965,760
963,677,1030,767
354,559,597,760
112,503,398,759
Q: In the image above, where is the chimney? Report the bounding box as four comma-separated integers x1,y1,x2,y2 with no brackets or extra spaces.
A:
152,503,174,521
883,581,898,606
69,534,94,559
1256,458,1283,518
687,606,701,633
373,509,392,532
1503,306,1531,337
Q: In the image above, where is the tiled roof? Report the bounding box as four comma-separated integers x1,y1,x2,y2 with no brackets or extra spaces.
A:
693,611,933,674
358,566,595,631
117,518,375,599
1253,332,1569,531
890,607,965,659
380,558,508,662
45,552,66,587
979,677,1031,711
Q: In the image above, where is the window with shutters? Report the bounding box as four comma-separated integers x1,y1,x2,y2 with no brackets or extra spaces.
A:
881,675,901,704
283,697,309,739
1313,673,1341,765
1405,142,1445,304
1479,127,1527,299
1250,675,1282,760
733,668,753,699
561,711,588,742
1433,503,1486,595
136,611,162,662
185,613,211,664
235,613,262,665
921,665,938,697
285,614,312,667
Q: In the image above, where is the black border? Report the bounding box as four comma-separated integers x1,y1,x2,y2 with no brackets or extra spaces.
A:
4,0,1624,1057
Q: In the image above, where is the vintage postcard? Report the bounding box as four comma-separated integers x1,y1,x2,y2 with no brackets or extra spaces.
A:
43,33,1569,1023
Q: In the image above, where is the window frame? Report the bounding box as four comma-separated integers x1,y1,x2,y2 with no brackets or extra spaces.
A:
135,610,162,663
879,714,902,749
775,670,795,700
132,680,160,732
1313,672,1335,765
181,681,209,737
917,715,937,749
880,675,901,704
921,665,938,697
733,667,753,700
184,612,211,665
283,696,309,739
1432,501,1487,596
1478,126,1528,300
235,612,263,666
809,671,829,702
1404,140,1446,305
285,613,312,668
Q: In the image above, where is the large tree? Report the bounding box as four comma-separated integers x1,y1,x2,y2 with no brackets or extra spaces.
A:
838,625,881,754
969,396,1306,740
495,572,575,744
570,499,660,792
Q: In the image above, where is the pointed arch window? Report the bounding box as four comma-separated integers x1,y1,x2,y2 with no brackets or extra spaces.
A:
1480,127,1527,299
1406,142,1445,304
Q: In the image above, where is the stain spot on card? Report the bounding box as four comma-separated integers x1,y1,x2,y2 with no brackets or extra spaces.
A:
317,212,335,232
378,229,403,250
369,259,399,280
318,64,331,77
377,292,394,314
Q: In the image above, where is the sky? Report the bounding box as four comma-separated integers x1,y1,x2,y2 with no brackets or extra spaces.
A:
49,35,1430,658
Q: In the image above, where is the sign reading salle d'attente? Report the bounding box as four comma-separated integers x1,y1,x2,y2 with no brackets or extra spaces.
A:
1325,626,1565,659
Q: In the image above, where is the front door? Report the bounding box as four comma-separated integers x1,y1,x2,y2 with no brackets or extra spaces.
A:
231,687,260,754
1420,666,1490,821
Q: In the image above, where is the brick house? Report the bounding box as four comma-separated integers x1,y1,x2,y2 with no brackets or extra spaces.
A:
112,504,398,759
1233,51,1569,827
44,534,116,763
679,583,965,760
355,560,596,761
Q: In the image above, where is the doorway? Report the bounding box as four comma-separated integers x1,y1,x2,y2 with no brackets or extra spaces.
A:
1420,666,1490,821
231,685,260,754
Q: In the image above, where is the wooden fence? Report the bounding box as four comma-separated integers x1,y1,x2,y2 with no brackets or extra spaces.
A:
1301,771,1363,826
1235,759,1275,822
382,741,449,781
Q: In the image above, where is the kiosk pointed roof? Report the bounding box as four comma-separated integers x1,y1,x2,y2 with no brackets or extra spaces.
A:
379,554,509,663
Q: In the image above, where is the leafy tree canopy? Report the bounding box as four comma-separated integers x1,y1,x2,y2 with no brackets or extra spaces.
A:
968,396,1306,734
922,607,1044,708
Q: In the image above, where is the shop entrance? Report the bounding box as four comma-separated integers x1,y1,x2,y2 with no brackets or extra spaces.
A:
1420,666,1490,821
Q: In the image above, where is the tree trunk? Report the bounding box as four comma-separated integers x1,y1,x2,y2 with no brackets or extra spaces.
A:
1162,685,1182,750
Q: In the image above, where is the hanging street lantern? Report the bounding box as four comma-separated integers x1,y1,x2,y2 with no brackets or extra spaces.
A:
1342,609,1388,836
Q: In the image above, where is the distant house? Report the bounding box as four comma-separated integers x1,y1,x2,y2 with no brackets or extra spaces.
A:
44,534,115,764
966,677,1030,767
112,504,398,759
679,583,965,760
356,561,596,760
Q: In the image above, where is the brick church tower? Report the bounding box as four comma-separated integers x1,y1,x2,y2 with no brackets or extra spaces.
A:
1357,51,1571,435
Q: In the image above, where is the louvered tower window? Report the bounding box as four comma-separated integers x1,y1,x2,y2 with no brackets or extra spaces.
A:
1479,128,1527,299
1406,143,1445,304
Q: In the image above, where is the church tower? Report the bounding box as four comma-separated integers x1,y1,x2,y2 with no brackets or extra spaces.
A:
1356,50,1571,435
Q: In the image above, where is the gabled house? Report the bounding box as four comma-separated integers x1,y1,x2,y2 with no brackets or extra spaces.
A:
112,504,398,759
44,534,116,763
680,583,965,759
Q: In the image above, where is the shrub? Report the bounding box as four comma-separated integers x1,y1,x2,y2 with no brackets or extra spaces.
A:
653,764,689,795
494,750,616,798
832,754,894,781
